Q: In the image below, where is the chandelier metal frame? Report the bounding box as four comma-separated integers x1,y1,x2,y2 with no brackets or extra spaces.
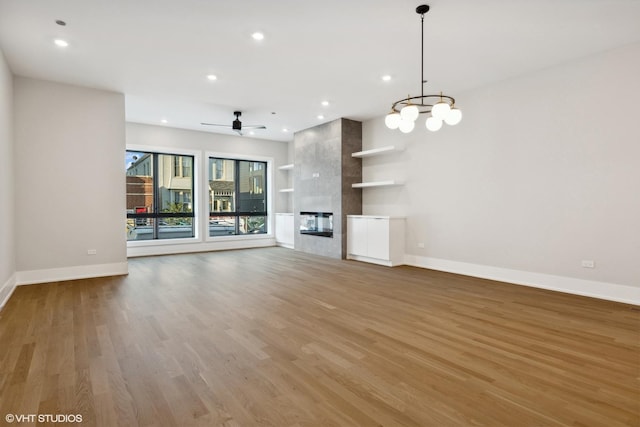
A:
389,93,456,116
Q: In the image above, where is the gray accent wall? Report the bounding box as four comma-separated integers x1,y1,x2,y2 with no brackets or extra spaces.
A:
294,118,362,259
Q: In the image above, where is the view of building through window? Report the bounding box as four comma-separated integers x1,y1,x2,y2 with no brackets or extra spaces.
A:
125,151,268,241
126,151,194,241
209,157,267,236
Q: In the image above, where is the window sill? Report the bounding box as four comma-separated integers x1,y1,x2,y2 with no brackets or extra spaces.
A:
205,233,273,243
127,234,276,258
127,236,202,248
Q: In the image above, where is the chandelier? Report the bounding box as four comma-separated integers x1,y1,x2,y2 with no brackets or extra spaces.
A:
385,4,462,133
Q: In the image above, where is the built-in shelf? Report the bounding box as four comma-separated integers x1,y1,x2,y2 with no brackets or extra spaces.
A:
279,164,294,194
352,145,402,158
352,180,402,188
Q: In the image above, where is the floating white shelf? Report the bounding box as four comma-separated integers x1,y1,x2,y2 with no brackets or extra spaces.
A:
352,145,402,158
279,165,294,194
352,181,402,188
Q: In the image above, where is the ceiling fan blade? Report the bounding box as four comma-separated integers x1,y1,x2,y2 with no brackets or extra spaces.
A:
242,125,267,130
201,122,231,127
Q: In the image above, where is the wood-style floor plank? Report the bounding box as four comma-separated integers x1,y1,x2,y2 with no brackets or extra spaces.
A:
0,247,638,426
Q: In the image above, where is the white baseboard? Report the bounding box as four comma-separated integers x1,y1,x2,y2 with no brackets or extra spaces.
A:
404,255,640,305
347,254,401,267
276,242,294,249
0,273,17,311
16,262,129,286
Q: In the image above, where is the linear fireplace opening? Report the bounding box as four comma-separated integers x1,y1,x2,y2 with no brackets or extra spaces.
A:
300,212,333,237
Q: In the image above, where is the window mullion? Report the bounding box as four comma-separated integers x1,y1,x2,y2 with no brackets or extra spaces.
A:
234,159,240,235
152,153,160,239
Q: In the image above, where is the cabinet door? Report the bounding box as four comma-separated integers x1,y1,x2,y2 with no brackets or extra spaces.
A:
275,215,285,241
367,217,390,260
348,217,368,256
281,215,294,245
275,215,294,245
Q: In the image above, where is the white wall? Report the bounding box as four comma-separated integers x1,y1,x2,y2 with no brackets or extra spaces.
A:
362,43,640,303
14,77,127,283
0,48,15,307
125,123,290,256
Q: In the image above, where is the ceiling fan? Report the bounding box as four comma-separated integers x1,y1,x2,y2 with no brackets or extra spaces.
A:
201,111,266,136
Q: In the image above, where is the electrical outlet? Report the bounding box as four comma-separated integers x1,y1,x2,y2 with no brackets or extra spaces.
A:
581,260,595,268
87,249,97,255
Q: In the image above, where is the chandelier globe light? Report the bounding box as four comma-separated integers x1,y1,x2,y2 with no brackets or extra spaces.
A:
401,101,420,122
444,107,462,125
385,4,461,133
431,96,451,120
398,119,415,133
384,111,401,129
425,116,443,132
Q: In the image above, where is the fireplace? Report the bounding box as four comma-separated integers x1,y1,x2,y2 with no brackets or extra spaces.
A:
299,212,333,237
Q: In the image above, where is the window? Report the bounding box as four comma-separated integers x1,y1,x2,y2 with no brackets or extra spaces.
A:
214,159,224,179
183,157,191,177
126,150,195,241
173,155,191,177
209,157,267,236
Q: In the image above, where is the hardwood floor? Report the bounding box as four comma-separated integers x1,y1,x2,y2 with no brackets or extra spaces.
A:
0,247,638,426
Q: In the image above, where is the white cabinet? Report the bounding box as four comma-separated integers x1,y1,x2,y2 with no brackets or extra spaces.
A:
347,215,405,266
348,215,368,256
366,218,390,260
275,213,294,249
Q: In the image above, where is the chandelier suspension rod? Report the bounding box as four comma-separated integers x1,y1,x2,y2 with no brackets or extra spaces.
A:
420,10,425,101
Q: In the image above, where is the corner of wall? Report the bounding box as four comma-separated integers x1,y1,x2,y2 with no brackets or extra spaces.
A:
0,46,16,308
0,274,17,311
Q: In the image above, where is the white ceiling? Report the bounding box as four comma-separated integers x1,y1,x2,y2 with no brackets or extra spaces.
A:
1,0,639,142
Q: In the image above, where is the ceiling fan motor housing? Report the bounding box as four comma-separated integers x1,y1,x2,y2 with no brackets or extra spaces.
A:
232,111,242,130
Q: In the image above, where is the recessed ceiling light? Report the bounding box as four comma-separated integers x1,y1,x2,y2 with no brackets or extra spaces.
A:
251,32,265,41
249,131,255,136
282,128,289,133
381,75,392,82
161,119,168,124
206,74,217,81
321,101,329,107
317,115,324,120
54,39,69,47
55,19,66,26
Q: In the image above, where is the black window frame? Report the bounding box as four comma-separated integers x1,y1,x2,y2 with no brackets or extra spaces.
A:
126,150,196,240
209,157,268,236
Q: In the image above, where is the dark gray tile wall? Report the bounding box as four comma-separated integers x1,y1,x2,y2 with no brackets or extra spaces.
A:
340,119,363,258
293,118,362,259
